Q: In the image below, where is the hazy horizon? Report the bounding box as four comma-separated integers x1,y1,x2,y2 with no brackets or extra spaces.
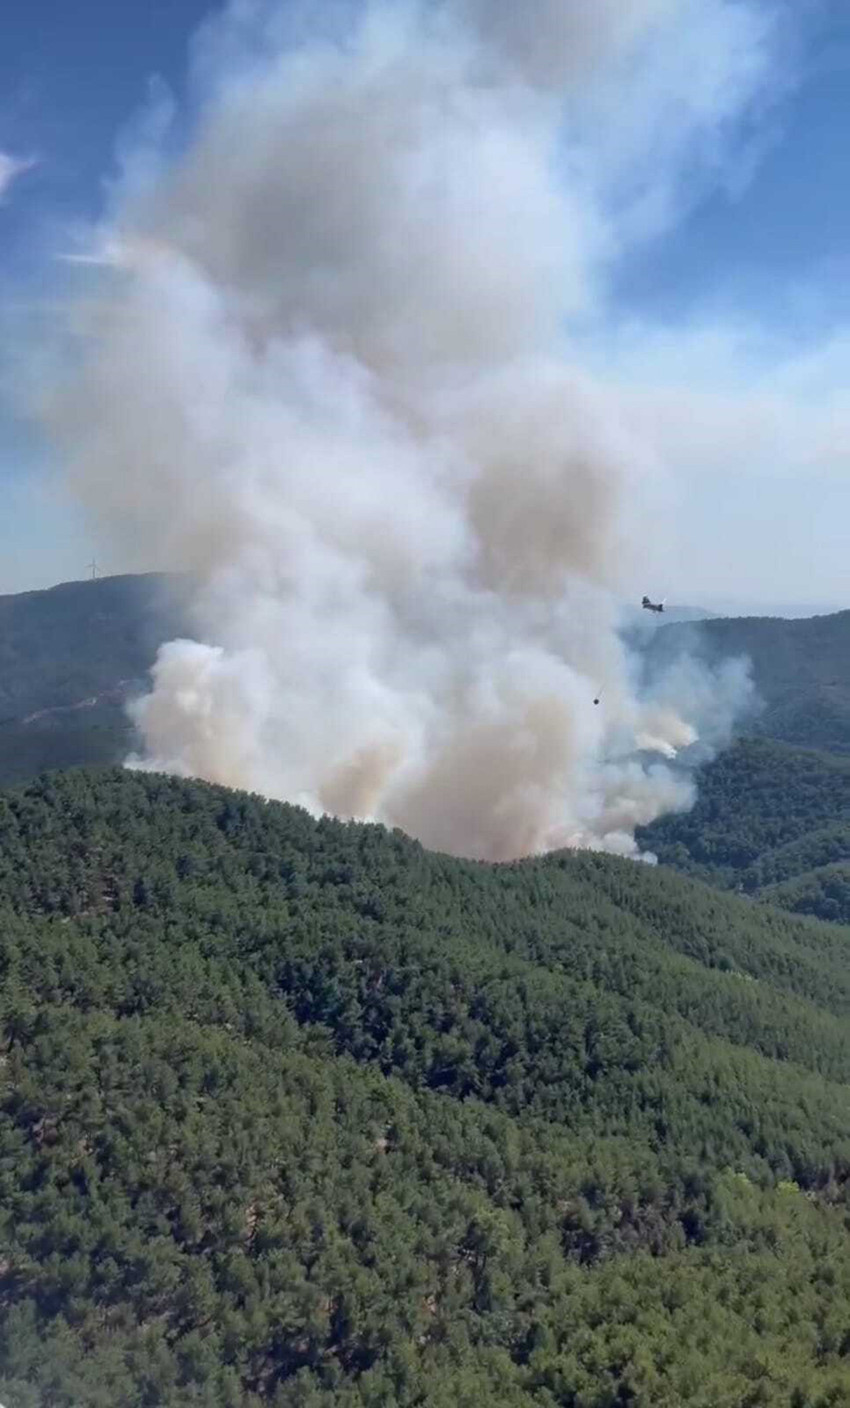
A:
5,565,845,626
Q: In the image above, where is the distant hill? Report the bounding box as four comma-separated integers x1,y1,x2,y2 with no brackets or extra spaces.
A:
5,575,849,789
2,576,849,933
689,598,845,620
635,613,850,922
621,604,718,628
637,737,850,923
5,767,850,1403
0,573,185,785
640,609,850,754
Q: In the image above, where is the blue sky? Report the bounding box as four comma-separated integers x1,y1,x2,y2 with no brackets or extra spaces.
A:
1,0,849,609
0,0,215,591
614,9,850,331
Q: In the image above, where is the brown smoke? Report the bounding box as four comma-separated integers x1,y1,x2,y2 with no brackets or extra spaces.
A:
44,0,768,859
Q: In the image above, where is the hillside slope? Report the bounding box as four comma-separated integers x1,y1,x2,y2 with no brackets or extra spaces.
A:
2,575,848,789
3,576,850,936
642,609,850,753
636,613,850,922
0,574,184,786
637,738,850,922
3,768,850,1405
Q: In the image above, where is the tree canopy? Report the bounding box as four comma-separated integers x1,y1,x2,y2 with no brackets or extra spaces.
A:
2,768,850,1404
638,738,850,924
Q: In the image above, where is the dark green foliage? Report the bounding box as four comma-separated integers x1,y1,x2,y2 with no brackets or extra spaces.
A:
2,769,850,1403
2,574,849,945
1,572,848,799
0,574,186,786
0,716,134,789
638,739,850,923
643,610,850,753
760,862,850,924
635,616,850,919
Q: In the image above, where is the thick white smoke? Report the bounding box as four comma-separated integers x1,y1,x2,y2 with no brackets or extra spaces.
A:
45,0,770,861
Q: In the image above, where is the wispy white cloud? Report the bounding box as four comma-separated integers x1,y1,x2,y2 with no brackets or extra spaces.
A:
55,239,126,268
0,151,35,201
569,309,850,604
586,314,850,487
56,252,117,267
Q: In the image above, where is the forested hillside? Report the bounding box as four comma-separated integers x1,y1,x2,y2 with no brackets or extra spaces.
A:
2,575,848,788
637,739,850,923
643,609,850,753
0,574,183,786
3,768,850,1405
3,573,849,931
636,612,850,923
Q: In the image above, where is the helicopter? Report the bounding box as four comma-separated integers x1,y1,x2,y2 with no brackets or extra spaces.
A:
641,595,665,614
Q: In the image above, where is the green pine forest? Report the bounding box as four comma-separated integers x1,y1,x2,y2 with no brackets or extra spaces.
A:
640,611,850,757
637,737,850,924
4,768,850,1405
637,611,850,925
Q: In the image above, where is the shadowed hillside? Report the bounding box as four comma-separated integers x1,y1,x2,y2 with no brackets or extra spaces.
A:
639,735,850,859
0,574,185,785
3,768,850,1404
2,575,848,787
636,614,850,922
642,609,850,753
3,578,850,931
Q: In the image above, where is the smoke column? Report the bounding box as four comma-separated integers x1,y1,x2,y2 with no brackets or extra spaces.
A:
46,0,765,860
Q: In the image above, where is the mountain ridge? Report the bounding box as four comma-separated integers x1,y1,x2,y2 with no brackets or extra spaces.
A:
0,573,187,785
642,609,850,753
2,573,849,932
2,571,849,786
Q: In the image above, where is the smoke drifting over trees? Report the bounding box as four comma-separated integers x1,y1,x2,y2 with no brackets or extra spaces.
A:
46,0,769,859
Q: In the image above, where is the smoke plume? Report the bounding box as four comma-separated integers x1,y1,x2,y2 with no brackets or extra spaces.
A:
45,0,769,860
